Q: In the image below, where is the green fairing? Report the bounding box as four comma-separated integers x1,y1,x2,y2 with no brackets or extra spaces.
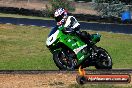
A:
55,26,90,64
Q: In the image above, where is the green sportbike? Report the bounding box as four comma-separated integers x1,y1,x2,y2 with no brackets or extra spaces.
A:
46,25,112,70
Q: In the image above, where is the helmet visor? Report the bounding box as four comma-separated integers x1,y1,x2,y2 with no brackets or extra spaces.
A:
55,15,63,22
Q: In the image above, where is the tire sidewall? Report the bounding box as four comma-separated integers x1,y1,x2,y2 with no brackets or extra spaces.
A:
53,50,73,70
95,47,112,69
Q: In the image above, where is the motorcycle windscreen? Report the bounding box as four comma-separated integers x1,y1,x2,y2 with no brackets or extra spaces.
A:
48,27,58,37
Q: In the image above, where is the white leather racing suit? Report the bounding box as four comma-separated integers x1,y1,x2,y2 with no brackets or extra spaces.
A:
64,16,80,33
63,16,91,44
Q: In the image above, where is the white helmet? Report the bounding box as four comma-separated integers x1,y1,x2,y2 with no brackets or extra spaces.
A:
54,8,68,25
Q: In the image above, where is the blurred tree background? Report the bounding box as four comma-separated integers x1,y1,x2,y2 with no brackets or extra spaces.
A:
75,0,132,4
45,0,75,16
92,0,132,18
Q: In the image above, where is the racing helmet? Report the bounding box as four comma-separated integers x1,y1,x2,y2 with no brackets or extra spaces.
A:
54,8,67,25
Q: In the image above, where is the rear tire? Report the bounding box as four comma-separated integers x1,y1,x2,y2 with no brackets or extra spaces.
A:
95,47,112,69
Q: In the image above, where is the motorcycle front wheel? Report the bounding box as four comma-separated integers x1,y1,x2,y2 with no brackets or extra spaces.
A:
53,50,76,70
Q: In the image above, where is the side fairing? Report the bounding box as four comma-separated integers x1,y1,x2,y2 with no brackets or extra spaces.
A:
59,33,90,63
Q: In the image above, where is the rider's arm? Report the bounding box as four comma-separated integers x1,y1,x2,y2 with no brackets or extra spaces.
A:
70,16,80,31
64,16,80,33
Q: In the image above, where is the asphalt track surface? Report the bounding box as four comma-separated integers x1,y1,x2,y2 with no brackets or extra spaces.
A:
0,17,132,34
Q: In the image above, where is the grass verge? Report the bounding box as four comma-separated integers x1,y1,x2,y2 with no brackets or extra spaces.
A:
0,24,132,70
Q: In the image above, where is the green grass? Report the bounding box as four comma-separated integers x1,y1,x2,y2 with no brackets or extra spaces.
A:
0,24,132,70
0,24,57,70
0,13,53,20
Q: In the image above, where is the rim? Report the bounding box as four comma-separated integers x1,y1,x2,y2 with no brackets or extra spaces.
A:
97,50,111,67
58,51,73,69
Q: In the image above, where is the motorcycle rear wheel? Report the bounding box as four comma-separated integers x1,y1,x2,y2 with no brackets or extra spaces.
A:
95,47,112,69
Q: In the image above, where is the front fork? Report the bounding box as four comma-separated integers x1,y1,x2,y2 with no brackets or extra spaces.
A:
62,49,77,70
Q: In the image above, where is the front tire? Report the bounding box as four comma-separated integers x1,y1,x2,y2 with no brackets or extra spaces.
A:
95,47,112,69
53,50,75,70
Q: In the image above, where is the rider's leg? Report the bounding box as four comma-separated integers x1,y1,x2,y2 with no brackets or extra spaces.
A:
77,31,91,44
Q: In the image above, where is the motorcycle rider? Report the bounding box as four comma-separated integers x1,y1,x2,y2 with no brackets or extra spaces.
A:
54,8,91,44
